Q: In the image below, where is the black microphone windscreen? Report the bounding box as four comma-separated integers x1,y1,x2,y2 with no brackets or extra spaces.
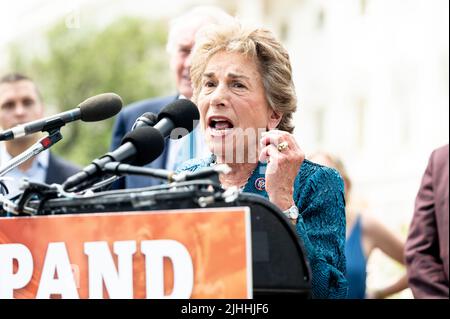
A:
78,93,123,122
121,126,165,166
133,112,158,129
157,99,200,133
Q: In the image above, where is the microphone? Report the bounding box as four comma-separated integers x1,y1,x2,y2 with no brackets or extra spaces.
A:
131,112,158,131
130,99,199,137
0,93,123,141
62,126,165,191
154,99,200,138
62,98,199,191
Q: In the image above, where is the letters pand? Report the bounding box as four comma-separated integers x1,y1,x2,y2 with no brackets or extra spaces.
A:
0,240,193,299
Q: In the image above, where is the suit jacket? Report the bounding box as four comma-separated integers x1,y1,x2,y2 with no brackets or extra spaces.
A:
110,95,178,189
45,152,81,185
405,144,449,298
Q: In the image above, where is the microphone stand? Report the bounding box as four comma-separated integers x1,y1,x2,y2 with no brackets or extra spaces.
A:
102,162,175,182
0,118,64,177
101,162,230,184
0,131,62,177
67,161,175,194
0,124,64,214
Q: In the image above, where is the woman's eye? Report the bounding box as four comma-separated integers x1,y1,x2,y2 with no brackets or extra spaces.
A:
204,81,216,87
232,82,246,89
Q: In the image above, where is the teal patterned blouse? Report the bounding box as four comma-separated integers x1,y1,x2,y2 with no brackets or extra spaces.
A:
177,156,348,299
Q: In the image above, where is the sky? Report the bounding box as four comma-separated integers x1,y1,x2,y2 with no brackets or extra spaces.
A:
0,0,201,59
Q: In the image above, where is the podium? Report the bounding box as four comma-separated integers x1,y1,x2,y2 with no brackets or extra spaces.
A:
0,188,311,299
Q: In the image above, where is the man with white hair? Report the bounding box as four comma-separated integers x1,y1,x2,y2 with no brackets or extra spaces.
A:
110,6,234,189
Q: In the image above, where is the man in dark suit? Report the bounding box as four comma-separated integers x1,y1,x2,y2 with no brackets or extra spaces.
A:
110,6,233,189
405,144,449,298
0,73,80,197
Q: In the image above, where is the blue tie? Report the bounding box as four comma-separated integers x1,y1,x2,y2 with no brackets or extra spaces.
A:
173,130,195,170
190,130,196,159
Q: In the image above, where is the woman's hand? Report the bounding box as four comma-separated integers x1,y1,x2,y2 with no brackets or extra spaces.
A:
259,130,305,211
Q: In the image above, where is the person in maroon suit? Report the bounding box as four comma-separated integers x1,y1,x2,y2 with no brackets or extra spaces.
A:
405,144,449,298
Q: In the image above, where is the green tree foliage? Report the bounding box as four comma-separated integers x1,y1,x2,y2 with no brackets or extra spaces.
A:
8,16,172,165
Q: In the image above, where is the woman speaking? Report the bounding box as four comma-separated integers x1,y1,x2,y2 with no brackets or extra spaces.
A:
178,21,348,298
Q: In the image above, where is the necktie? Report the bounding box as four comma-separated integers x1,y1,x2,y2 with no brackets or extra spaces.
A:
173,130,195,171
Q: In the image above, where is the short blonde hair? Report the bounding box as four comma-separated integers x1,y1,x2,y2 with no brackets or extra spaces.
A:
190,22,297,133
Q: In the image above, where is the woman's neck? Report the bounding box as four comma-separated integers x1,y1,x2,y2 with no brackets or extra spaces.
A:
217,160,257,189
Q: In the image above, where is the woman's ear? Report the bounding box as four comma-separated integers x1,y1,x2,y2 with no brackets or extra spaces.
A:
267,109,282,130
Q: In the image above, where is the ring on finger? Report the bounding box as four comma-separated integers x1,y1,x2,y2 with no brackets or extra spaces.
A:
277,141,289,152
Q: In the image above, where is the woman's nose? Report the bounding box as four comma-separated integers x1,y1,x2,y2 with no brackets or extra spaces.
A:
210,83,229,107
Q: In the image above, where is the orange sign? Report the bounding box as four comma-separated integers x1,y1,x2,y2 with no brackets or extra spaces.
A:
0,207,252,299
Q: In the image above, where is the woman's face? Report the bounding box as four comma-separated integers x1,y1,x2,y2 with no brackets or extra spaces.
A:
196,51,281,162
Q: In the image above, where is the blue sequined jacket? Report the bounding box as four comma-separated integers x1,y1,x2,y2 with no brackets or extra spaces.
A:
177,156,348,299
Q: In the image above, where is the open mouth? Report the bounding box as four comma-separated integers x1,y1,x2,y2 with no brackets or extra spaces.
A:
207,116,235,137
208,116,234,130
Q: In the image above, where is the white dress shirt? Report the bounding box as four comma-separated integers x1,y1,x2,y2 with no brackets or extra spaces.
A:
0,142,49,198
